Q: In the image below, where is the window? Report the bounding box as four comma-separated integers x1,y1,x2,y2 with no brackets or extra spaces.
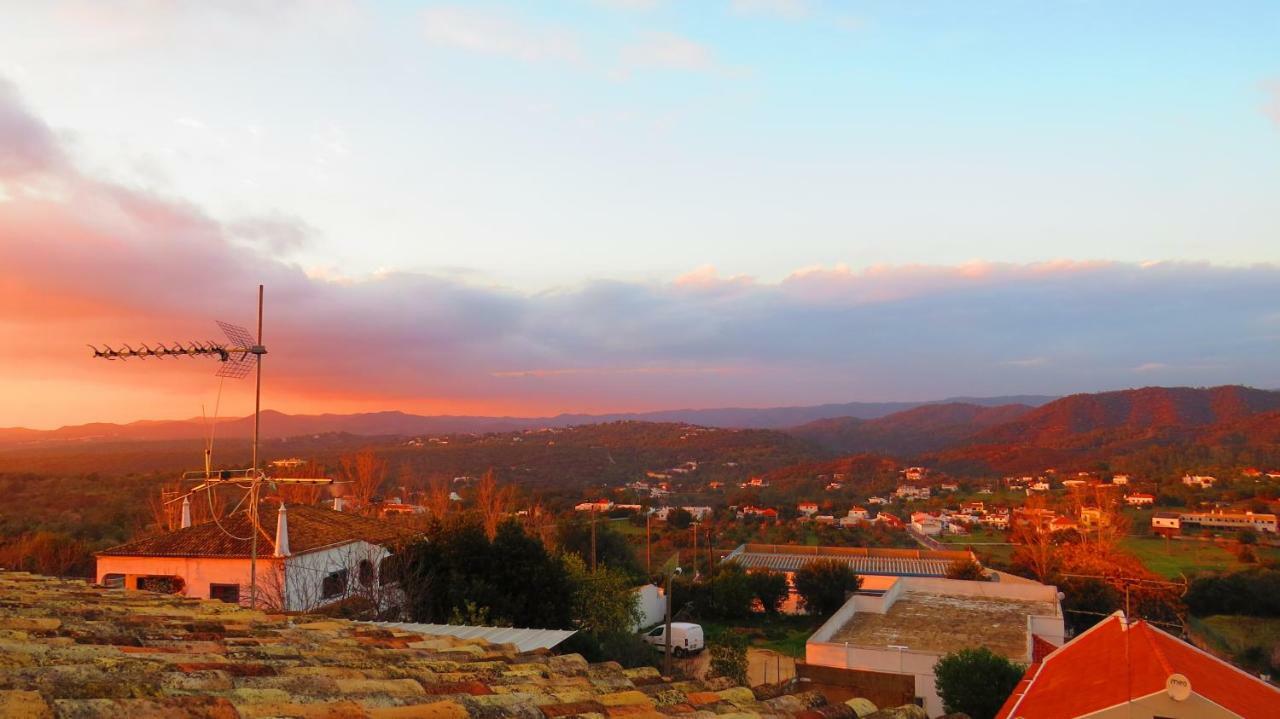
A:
100,573,125,589
321,569,349,600
358,559,375,587
209,584,240,604
648,627,664,637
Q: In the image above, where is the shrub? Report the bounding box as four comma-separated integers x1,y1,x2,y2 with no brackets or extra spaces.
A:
560,631,657,669
708,632,749,686
934,647,1025,719
945,559,987,581
1185,569,1280,617
793,559,861,615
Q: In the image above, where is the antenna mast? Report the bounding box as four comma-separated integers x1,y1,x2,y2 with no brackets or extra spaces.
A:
90,284,322,610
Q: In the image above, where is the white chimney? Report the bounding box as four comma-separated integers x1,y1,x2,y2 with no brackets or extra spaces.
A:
180,496,192,529
274,504,291,557
333,496,345,512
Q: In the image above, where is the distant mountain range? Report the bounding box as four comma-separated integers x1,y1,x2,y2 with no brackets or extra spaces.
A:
790,385,1280,474
0,394,1055,447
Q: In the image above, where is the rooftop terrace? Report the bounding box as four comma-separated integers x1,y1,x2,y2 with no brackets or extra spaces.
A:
830,591,1054,659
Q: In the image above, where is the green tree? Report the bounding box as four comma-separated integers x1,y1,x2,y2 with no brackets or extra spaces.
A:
793,559,862,615
667,507,694,530
562,553,642,633
400,518,576,628
747,569,789,614
934,647,1026,719
556,516,644,580
703,562,755,620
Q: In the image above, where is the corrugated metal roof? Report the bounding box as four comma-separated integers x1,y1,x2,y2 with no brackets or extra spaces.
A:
376,622,577,653
722,543,970,577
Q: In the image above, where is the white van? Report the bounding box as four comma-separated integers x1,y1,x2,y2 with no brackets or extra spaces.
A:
642,622,705,657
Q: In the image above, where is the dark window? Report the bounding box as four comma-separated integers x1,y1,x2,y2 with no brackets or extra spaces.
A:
322,569,349,599
209,583,240,604
100,573,125,589
136,575,184,594
358,559,375,587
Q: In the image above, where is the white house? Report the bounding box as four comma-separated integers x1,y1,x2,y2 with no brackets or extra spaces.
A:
1182,475,1217,489
910,512,943,536
797,502,820,517
894,485,930,501
574,499,615,512
1111,474,1130,486
1124,493,1156,506
839,507,870,527
97,502,416,612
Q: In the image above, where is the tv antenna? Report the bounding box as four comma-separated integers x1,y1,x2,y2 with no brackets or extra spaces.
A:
90,285,330,608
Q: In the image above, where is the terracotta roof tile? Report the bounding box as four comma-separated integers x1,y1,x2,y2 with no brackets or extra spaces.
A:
97,504,417,558
997,613,1280,718
0,571,819,718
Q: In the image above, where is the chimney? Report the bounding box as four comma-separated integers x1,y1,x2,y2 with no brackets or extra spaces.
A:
274,504,291,557
180,496,192,529
333,496,345,512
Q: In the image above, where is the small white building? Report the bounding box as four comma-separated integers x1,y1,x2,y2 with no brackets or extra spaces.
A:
797,502,820,517
1111,474,1130,486
806,576,1064,717
910,513,944,536
1124,493,1155,506
575,499,615,512
1182,475,1217,489
97,503,415,612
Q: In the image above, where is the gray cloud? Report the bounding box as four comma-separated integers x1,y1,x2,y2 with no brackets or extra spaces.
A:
2,75,1278,422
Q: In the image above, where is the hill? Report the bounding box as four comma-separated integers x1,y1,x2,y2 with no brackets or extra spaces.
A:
928,386,1280,475
789,402,1033,455
0,394,1056,447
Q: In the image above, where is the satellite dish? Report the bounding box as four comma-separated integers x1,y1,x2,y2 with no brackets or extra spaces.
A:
1166,673,1192,701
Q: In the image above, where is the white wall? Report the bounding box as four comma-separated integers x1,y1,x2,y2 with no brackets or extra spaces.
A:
633,584,665,630
282,540,394,612
96,554,282,606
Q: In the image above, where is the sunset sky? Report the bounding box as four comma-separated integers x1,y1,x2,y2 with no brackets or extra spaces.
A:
2,1,1279,429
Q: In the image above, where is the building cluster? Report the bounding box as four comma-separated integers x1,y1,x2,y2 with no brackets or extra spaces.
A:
1150,509,1279,536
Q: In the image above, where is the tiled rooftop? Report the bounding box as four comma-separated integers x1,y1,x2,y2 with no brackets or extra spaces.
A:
0,571,828,718
98,504,417,558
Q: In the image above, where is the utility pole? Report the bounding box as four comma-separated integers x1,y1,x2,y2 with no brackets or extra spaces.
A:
249,285,265,608
664,554,680,678
646,511,651,575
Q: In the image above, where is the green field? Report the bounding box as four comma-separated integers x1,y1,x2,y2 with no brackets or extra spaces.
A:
1119,536,1280,579
938,528,1015,566
1190,615,1280,674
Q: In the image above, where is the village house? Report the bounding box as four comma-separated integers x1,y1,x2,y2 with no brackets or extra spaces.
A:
1182,475,1217,489
894,485,931,501
838,507,870,528
867,496,889,505
797,501,820,517
901,467,926,482
938,482,959,492
1152,512,1182,536
997,612,1279,718
1111,474,1131,485
738,506,778,520
981,511,1011,529
1125,492,1156,506
574,499,615,512
96,502,415,612
910,512,944,536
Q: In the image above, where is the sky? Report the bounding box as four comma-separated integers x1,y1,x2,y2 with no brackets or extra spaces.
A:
1,0,1279,429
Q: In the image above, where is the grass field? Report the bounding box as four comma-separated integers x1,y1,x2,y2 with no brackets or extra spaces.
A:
1119,536,1280,579
1190,615,1280,673
938,528,1016,566
700,614,824,658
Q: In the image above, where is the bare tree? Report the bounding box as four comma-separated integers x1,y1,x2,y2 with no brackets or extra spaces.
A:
475,469,514,540
426,475,454,521
340,449,388,514
273,460,328,505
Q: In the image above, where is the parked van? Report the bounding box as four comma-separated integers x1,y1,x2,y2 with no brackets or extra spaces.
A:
641,622,705,657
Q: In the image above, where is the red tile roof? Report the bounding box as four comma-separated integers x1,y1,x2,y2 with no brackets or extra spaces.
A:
997,612,1280,719
98,504,418,558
